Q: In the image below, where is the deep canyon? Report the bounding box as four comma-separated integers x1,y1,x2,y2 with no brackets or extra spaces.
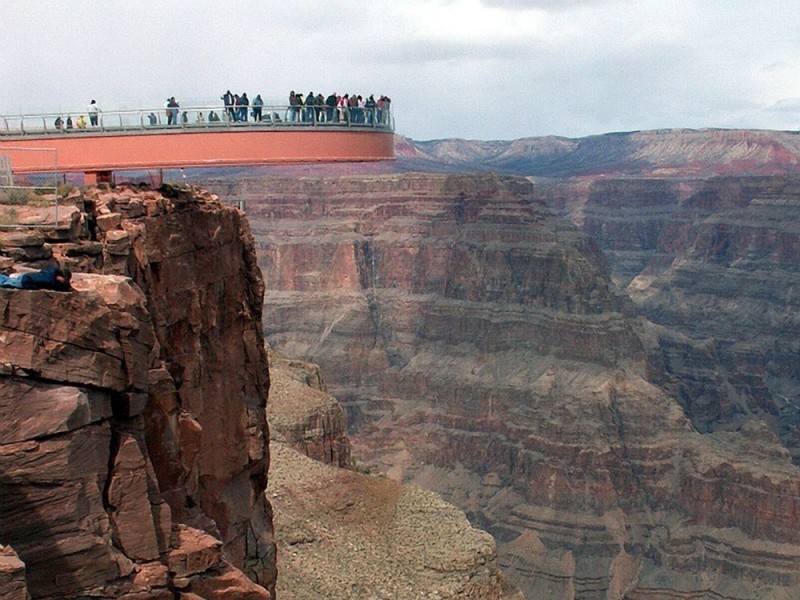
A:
209,169,800,599
0,182,518,600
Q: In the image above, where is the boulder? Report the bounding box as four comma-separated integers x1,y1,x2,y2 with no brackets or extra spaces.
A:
0,546,28,600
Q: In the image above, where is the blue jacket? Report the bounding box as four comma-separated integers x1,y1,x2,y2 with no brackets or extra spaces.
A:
0,265,71,291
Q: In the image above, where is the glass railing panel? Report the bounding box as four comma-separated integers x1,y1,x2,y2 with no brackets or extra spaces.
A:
0,105,393,136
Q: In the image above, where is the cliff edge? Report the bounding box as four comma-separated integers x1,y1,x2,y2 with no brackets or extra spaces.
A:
0,184,275,599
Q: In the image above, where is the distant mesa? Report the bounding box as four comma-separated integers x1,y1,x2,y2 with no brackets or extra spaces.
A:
393,128,800,179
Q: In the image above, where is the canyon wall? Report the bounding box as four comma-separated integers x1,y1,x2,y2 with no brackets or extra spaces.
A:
0,185,275,598
542,176,800,462
267,349,351,468
211,173,800,599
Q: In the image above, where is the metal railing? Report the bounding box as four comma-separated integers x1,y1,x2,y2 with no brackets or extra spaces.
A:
0,104,394,136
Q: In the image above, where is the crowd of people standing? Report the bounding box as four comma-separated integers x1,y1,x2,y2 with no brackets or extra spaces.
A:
219,89,391,125
287,91,391,125
220,90,264,122
50,91,391,131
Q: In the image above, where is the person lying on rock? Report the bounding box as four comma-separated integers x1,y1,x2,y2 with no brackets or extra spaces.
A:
0,263,72,291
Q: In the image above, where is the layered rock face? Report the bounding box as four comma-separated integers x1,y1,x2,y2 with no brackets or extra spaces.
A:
267,348,351,468
214,173,800,599
535,178,697,287
266,352,522,599
543,176,800,461
0,185,274,598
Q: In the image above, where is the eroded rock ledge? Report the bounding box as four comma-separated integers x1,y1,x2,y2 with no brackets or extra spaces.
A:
266,348,351,468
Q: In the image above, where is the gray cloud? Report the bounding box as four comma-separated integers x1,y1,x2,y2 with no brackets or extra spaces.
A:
480,0,617,9
367,39,524,65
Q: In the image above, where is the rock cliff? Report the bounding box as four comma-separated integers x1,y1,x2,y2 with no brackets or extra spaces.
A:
211,172,800,599
0,185,275,598
0,546,26,599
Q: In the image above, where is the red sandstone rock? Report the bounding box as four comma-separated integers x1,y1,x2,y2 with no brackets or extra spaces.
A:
0,185,274,599
166,525,271,600
97,185,275,593
107,435,162,561
0,545,28,600
0,380,111,444
0,274,153,392
166,526,223,578
0,277,152,598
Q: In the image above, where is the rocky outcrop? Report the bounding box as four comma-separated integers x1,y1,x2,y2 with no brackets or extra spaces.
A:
269,442,522,600
0,185,274,598
102,186,275,589
267,348,350,468
266,352,522,599
0,546,27,600
213,172,800,599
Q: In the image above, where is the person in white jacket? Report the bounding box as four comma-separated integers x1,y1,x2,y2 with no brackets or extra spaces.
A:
88,99,100,126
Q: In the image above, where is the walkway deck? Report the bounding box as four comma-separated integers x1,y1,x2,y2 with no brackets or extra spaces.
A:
0,105,395,182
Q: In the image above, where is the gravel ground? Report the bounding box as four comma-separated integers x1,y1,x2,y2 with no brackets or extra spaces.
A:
268,441,520,600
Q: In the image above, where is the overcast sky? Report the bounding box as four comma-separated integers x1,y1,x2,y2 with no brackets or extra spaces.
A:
2,0,799,141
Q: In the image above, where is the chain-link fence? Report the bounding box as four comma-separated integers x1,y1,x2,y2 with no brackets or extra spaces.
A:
0,147,59,229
